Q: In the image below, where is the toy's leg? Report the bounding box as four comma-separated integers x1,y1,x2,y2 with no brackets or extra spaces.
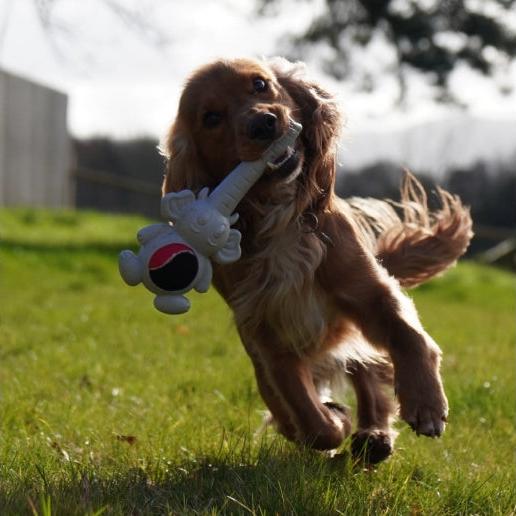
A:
242,330,351,450
154,295,190,314
194,261,212,293
119,250,142,286
346,360,396,464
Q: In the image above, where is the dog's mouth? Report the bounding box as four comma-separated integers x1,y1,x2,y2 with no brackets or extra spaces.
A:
268,145,295,170
266,145,302,181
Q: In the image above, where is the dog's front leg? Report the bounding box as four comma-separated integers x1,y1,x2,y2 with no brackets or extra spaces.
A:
320,218,448,438
241,329,352,450
337,273,448,438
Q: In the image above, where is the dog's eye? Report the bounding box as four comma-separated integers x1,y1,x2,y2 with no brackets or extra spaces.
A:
203,111,223,128
253,77,267,93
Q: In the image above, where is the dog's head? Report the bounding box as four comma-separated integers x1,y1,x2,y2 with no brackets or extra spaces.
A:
162,57,341,213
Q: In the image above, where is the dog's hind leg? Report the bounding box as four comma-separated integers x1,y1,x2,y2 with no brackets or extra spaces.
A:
346,360,397,464
311,346,396,464
242,331,352,451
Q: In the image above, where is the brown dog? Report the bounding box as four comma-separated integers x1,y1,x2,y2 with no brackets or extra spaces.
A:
161,57,473,463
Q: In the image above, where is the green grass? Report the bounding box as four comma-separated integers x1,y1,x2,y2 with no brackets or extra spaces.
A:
0,207,515,515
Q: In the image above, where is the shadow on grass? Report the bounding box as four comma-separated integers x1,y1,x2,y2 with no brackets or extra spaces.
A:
0,451,357,515
2,442,514,515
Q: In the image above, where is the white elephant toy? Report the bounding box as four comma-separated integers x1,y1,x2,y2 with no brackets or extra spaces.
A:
118,119,302,314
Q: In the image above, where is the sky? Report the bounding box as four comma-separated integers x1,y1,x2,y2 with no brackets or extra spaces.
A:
1,0,515,170
1,0,328,137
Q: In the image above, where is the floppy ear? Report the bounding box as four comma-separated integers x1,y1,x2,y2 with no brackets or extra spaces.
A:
160,119,208,195
270,59,341,212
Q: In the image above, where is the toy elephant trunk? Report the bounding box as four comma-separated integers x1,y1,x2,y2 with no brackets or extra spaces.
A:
119,119,302,315
208,160,273,217
208,120,303,217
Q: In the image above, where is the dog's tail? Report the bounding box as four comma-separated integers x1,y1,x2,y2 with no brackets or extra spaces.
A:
347,172,473,288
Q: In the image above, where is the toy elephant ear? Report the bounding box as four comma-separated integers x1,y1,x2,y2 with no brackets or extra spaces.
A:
212,229,242,265
161,190,196,221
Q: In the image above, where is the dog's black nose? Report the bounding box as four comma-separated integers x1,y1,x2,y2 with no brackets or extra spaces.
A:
247,113,277,140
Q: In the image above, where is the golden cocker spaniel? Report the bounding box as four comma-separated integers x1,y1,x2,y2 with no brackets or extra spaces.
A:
161,57,473,464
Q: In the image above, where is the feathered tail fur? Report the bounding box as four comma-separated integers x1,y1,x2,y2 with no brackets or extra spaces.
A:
346,172,474,288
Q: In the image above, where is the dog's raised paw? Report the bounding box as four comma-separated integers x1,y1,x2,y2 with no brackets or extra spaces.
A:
399,394,448,437
404,407,447,437
396,364,449,438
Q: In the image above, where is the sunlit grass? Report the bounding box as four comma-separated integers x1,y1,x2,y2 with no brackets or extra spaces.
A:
0,207,515,515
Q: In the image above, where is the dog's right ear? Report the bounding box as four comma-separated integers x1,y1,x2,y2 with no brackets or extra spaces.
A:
160,119,205,195
268,58,341,213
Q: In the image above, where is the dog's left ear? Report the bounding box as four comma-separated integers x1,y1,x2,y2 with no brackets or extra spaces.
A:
160,117,209,195
270,59,341,212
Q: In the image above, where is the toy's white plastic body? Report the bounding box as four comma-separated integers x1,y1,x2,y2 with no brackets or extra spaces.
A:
119,120,302,314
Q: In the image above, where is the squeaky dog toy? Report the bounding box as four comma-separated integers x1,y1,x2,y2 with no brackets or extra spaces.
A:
119,119,302,314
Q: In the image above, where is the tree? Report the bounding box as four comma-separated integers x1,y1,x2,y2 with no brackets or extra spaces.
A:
0,0,170,66
260,0,516,102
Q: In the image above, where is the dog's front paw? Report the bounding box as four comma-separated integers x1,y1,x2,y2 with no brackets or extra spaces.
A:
396,372,448,437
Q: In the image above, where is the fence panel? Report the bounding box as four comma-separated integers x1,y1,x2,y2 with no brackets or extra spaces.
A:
0,69,71,207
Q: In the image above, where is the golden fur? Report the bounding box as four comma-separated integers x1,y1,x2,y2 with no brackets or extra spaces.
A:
161,57,473,463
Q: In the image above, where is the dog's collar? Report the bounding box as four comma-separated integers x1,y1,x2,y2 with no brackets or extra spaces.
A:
300,211,334,247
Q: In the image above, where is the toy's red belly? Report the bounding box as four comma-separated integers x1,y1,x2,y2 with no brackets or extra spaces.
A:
148,243,198,292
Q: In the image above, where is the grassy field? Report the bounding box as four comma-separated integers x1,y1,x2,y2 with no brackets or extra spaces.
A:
0,207,515,515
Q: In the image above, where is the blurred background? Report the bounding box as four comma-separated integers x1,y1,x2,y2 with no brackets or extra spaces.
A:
1,0,515,267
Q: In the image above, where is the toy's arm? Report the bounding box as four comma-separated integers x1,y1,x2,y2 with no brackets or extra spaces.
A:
119,250,143,286
137,223,170,245
212,229,241,264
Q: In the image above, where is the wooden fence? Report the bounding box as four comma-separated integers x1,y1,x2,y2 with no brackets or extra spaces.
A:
0,69,71,207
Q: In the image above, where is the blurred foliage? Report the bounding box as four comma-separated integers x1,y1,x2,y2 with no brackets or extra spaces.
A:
336,159,516,258
74,137,516,256
259,0,516,101
24,0,516,103
73,137,164,218
336,160,516,231
74,137,164,182
23,0,170,61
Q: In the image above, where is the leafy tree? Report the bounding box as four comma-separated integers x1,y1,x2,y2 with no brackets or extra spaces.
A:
260,0,516,102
